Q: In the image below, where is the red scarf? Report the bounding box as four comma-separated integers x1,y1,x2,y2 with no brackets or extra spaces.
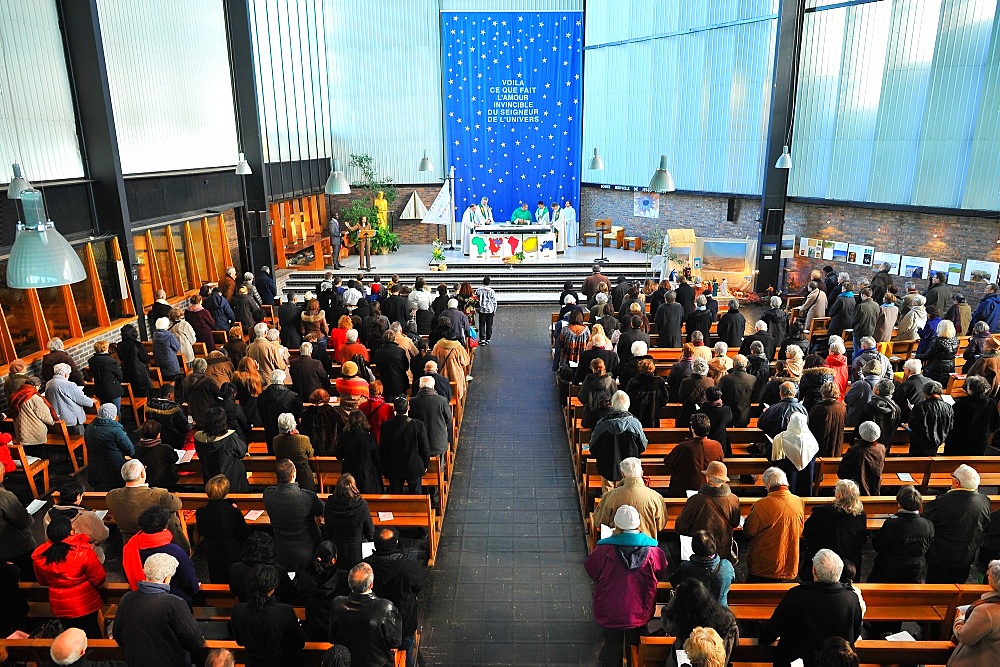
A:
10,383,58,420
122,529,172,589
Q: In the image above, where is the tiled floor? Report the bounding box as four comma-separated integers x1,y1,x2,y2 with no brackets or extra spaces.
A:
419,306,601,665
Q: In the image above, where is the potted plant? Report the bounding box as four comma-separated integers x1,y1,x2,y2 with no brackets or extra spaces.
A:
371,225,400,254
430,240,447,271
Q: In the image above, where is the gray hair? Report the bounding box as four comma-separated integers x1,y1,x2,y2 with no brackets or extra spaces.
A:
923,380,943,396
53,363,72,378
277,412,297,434
270,369,286,385
813,549,844,584
610,390,630,412
828,338,846,355
419,375,435,389
732,354,748,371
913,295,926,306
750,340,764,355
965,375,991,397
762,466,789,489
346,329,359,343
47,338,65,351
155,289,168,299
714,342,728,356
860,336,876,349
862,359,883,377
770,296,782,308
936,319,956,338
754,320,767,332
953,464,980,490
155,317,171,330
785,345,803,361
98,403,118,420
779,381,797,398
190,358,207,374
447,298,459,309
424,360,439,373
389,322,403,333
631,340,648,357
348,562,375,594
692,358,709,376
988,560,1000,591
834,479,863,516
904,280,916,291
253,322,269,338
695,295,707,307
838,272,850,282
903,358,922,374
881,262,892,272
266,328,281,342
121,459,145,482
691,331,705,343
299,341,313,356
619,457,643,479
143,552,179,583
728,299,739,310
974,321,990,335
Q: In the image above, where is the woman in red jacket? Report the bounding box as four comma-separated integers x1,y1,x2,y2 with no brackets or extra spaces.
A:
32,515,106,638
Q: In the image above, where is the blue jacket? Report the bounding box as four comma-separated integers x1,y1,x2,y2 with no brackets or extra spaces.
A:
84,418,135,491
597,531,658,547
255,271,277,306
971,292,1000,333
205,292,236,330
152,329,181,376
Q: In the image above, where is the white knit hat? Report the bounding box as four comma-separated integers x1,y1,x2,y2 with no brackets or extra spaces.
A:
614,505,640,531
858,421,881,443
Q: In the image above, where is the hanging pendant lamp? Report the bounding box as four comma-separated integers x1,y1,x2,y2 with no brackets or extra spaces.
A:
8,189,87,288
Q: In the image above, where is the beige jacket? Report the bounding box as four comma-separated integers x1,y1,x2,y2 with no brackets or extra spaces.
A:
949,593,1000,666
592,477,667,541
169,320,197,363
246,338,291,384
14,394,55,446
106,485,189,551
431,339,471,403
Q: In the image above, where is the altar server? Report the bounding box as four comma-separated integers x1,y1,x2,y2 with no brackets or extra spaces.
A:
551,202,565,253
461,203,477,256
563,200,578,247
535,201,550,225
478,197,494,225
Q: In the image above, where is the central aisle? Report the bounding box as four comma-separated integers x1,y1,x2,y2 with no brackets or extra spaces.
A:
419,306,600,665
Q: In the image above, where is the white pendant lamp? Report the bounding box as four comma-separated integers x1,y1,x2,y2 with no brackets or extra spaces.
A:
418,149,434,172
324,158,351,195
648,155,675,193
235,152,252,175
7,163,32,199
8,189,87,288
775,145,792,169
588,148,604,170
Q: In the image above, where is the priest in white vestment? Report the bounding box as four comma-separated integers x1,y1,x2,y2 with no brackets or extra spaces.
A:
563,201,578,247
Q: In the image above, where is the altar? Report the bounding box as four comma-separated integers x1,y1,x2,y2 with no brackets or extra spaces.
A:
470,224,557,260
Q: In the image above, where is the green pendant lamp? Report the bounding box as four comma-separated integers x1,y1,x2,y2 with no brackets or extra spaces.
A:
648,155,675,193
8,189,87,288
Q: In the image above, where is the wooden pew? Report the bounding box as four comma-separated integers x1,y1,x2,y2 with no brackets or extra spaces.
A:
6,443,50,499
82,491,440,566
633,636,955,667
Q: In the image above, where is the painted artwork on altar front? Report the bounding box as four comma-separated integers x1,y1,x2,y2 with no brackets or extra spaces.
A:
701,241,747,274
634,192,659,219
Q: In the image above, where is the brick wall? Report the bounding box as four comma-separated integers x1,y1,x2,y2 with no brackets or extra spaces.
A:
325,185,445,245
580,185,1000,306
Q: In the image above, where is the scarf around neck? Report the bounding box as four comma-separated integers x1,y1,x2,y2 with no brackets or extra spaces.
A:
123,529,173,589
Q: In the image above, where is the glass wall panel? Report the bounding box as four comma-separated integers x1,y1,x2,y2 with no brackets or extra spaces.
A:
168,226,191,291
189,220,209,282
149,227,181,298
71,246,102,332
132,234,155,308
36,287,73,342
0,264,40,357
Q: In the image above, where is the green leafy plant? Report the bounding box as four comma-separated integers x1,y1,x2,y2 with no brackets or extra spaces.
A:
431,240,447,262
337,155,400,253
643,227,666,278
350,154,398,208
372,224,400,254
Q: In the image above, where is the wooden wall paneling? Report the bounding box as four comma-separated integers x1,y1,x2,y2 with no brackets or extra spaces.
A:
162,226,186,295
183,221,203,288
84,244,112,327
61,285,84,339
204,216,222,282
143,230,165,297
270,203,289,269
112,237,136,317
26,289,51,349
0,302,19,364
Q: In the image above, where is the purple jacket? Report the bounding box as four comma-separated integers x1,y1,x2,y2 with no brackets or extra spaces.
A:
584,532,668,629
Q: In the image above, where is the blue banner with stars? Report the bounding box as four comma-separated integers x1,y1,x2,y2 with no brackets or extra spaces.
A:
442,11,583,222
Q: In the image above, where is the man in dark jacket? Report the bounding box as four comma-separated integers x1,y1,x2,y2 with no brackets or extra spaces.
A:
114,553,205,667
590,391,648,491
675,276,695,316
851,288,880,361
685,295,713,344
739,321,776,362
289,341,330,399
617,315,651,363
827,282,856,338
758,549,863,667
257,371,303,453
371,332,411,400
907,381,953,457
663,413,724,498
822,266,838,295
760,297,788,352
330,562,403,667
380,397,430,494
277,293,303,349
718,354,756,427
969,283,1000,333
923,464,992,583
647,281,669,322
654,290,684,348
442,300,471,344
573,333,620,383
757,382,808,438
382,284,409,327
870,263,894,304
610,276,630,313
868,485,934,584
857,379,902,452
924,271,951,316
254,266,278,307
844,358,883,428
408,377,452,459
893,359,933,422
0,464,35,576
364,528,425,667
145,291,174,343
205,286,236,332
850,336,893,382
581,265,610,301
263,460,323,573
716,300,746,349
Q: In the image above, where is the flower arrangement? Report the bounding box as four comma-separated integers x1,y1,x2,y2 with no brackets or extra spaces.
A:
431,240,447,262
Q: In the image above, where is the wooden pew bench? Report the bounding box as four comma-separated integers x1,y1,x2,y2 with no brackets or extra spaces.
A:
83,491,440,566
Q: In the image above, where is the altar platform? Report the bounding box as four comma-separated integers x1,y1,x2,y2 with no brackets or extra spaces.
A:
279,243,656,305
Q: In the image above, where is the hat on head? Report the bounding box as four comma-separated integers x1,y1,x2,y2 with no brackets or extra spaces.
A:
702,460,729,483
303,291,316,301
858,421,881,443
987,335,1000,352
342,361,358,377
613,505,641,531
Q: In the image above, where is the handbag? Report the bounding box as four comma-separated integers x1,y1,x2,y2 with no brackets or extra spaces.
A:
30,619,65,639
705,497,740,563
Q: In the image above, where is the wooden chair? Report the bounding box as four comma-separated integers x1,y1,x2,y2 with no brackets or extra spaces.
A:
622,235,642,252
212,330,228,346
8,444,50,499
47,420,87,473
583,218,611,247
604,225,625,248
120,382,148,426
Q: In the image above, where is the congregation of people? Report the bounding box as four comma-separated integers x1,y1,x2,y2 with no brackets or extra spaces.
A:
0,266,499,666
557,263,1000,666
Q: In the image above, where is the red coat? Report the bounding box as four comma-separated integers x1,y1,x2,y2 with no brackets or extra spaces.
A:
32,533,106,618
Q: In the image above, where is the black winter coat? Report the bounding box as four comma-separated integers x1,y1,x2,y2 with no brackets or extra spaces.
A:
760,308,788,351
924,489,991,570
336,427,383,494
257,385,303,452
380,416,430,481
944,394,1000,456
89,353,124,401
134,442,179,491
758,582,862,667
802,504,868,576
230,597,304,667
869,511,934,583
263,482,324,573
195,430,251,493
324,495,374,571
917,335,958,384
296,564,348,641
908,396,953,456
654,302,684,348
827,293,857,338
114,584,205,667
330,592,403,667
144,398,189,449
195,498,249,584
685,309,713,344
716,311,745,348
624,373,669,429
580,373,616,429
798,366,835,411
718,369,756,427
365,550,426,636
370,342,410,400
675,283,695,315
116,334,152,398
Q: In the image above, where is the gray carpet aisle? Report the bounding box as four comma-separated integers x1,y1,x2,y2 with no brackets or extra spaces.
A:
419,306,601,665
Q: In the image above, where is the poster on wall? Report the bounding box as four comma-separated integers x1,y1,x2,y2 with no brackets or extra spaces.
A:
780,235,796,259
899,256,931,280
633,191,659,219
693,257,702,269
847,244,874,266
806,238,823,258
831,242,848,262
798,237,812,257
822,240,836,260
872,252,901,275
701,240,748,275
930,260,963,286
964,259,1000,284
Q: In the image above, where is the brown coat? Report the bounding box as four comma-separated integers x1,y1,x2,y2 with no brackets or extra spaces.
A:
675,484,742,560
949,592,1000,667
431,339,470,404
246,338,291,384
838,439,886,495
809,398,847,458
219,273,238,302
663,437,724,498
968,353,1000,399
744,488,805,581
204,352,235,388
800,289,827,332
105,485,189,550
